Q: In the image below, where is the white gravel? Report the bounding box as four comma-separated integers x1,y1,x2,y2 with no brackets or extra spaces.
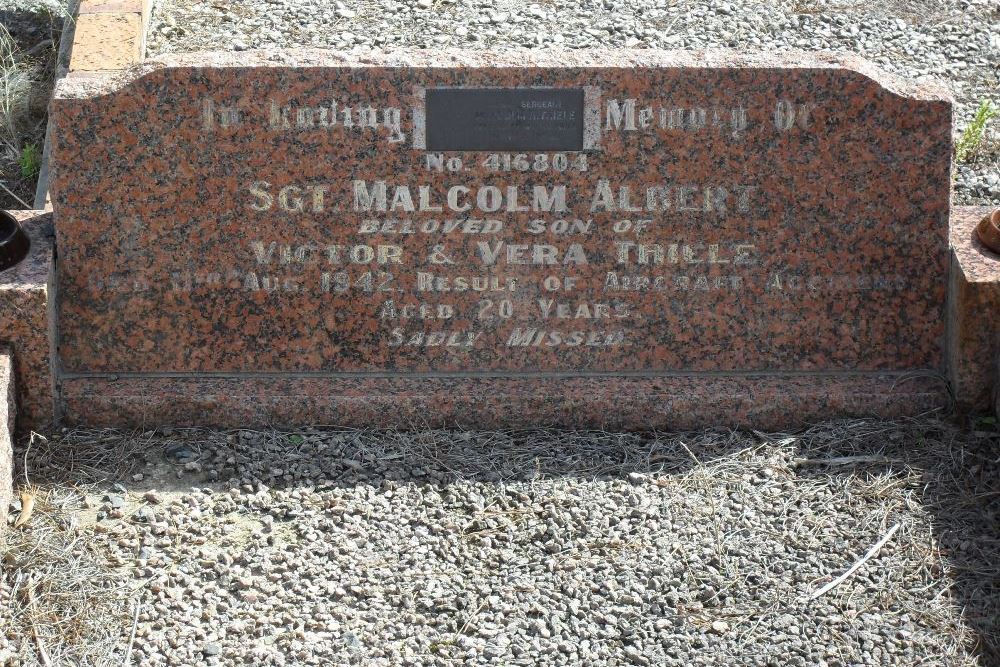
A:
144,0,1000,205
3,419,999,665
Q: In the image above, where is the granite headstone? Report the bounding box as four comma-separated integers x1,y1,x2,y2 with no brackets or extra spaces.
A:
49,50,953,428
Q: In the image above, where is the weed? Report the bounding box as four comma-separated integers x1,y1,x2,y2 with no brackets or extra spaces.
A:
18,141,39,177
973,415,997,430
955,99,997,164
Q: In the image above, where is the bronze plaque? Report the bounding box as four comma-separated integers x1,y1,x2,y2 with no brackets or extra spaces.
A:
425,87,585,151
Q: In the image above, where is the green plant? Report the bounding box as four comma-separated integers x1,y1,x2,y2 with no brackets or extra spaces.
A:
18,142,40,178
955,99,997,163
974,415,997,430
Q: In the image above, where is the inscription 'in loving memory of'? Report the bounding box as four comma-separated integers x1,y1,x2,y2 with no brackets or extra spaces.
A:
202,95,814,141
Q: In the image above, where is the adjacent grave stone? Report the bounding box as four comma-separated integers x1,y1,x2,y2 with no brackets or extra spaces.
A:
949,206,1000,412
49,50,953,428
0,212,56,432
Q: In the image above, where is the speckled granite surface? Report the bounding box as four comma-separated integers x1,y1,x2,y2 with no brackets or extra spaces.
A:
48,50,955,428
58,373,948,430
0,211,55,432
948,206,1000,413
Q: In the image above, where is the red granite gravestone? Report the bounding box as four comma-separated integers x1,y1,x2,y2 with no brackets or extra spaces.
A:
49,50,953,428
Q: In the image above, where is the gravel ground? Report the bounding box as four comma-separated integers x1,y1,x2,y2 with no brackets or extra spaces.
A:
145,0,999,205
2,418,999,665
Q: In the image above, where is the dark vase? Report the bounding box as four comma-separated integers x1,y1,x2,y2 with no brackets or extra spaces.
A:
0,211,30,272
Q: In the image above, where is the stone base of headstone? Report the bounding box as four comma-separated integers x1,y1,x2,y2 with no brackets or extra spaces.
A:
0,347,15,530
948,206,1000,414
0,211,56,433
59,373,948,430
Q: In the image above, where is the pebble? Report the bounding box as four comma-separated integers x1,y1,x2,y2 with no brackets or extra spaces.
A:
711,620,730,634
104,494,126,510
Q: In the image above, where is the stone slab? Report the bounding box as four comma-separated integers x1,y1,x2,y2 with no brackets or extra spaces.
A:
50,50,953,428
33,0,81,211
79,0,144,13
75,0,153,75
0,212,56,432
0,348,12,529
68,11,143,72
948,206,1000,413
58,374,948,430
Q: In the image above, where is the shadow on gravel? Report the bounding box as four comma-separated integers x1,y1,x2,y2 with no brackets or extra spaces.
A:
786,419,1000,664
5,416,1000,664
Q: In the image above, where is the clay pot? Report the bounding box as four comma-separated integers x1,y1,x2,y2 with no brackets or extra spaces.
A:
0,211,30,272
977,209,1000,255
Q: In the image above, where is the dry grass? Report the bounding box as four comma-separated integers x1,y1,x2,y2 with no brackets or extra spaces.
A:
18,430,150,486
0,7,61,209
1,486,137,665
0,22,37,208
0,24,33,153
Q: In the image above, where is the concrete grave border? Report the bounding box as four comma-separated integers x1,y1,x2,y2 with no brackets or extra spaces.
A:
0,348,15,528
